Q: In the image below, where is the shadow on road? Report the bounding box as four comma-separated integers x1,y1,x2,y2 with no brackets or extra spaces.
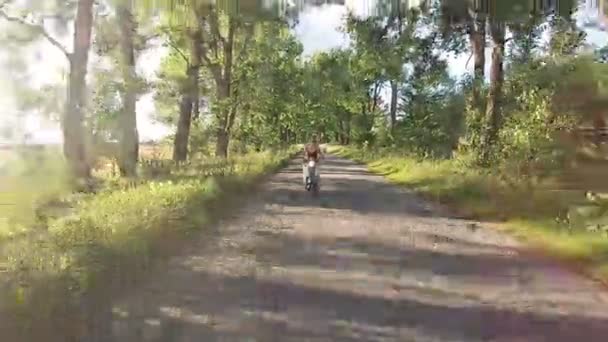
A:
109,155,608,342
264,176,438,217
112,231,608,341
258,233,527,279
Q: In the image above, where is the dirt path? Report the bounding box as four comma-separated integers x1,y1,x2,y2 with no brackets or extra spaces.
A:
112,155,608,342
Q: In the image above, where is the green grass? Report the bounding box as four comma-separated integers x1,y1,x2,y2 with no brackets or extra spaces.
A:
0,147,298,341
330,145,608,284
0,148,71,242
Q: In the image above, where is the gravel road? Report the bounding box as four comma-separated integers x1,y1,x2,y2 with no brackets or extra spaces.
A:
112,155,608,342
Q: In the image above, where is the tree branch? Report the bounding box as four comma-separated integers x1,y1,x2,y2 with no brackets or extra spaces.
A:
235,25,254,68
200,52,222,83
208,6,226,47
142,32,162,42
230,25,254,89
165,39,189,65
465,52,473,69
39,13,71,21
0,9,71,59
226,27,254,132
197,17,223,83
227,85,239,131
207,8,224,60
222,17,236,83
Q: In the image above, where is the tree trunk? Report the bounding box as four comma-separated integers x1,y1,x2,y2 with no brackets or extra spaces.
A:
214,80,231,158
338,118,346,144
389,80,398,133
344,113,351,145
214,18,236,158
117,0,139,177
63,0,94,179
215,129,229,158
190,29,203,122
480,22,505,164
173,94,193,162
470,12,486,108
213,78,231,157
173,29,203,162
371,82,380,113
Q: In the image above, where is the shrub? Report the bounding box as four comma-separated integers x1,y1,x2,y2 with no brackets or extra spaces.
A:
0,148,297,341
0,148,70,242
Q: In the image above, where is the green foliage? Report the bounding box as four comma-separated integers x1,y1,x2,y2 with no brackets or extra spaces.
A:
497,87,576,176
0,148,70,242
188,121,216,157
147,2,463,154
89,9,149,142
549,14,587,58
332,144,608,283
153,49,190,125
0,148,296,339
394,90,465,157
234,20,306,148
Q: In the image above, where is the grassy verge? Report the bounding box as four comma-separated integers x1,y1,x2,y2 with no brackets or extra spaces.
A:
330,145,608,284
0,147,298,341
0,148,71,242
